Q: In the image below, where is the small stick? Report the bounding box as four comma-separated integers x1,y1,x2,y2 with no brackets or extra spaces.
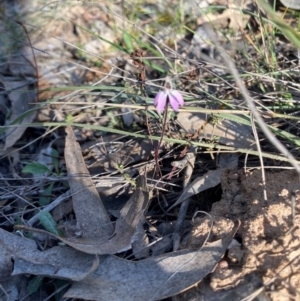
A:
172,147,196,250
291,190,296,228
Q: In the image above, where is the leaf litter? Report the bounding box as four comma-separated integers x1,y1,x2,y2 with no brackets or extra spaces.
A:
65,126,114,239
4,123,239,299
1,122,239,298
0,224,238,301
1,77,36,149
1,0,300,300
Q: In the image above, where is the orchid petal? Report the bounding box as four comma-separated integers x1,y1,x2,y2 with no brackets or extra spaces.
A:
154,91,164,106
169,90,184,111
154,91,167,114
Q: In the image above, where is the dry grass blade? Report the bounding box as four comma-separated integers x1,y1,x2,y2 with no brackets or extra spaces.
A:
205,24,300,175
2,1,300,300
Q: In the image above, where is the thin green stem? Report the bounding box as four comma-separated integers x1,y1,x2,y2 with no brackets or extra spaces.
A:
155,98,169,178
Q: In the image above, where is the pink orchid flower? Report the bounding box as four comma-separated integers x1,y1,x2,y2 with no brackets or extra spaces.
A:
154,77,184,114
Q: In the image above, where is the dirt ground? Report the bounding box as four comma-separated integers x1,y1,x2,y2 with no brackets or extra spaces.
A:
1,1,300,300
178,169,300,301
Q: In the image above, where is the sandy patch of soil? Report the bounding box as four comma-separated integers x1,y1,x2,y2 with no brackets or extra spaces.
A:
178,169,300,301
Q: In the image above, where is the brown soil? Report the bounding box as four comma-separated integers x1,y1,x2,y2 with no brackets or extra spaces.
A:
180,169,300,301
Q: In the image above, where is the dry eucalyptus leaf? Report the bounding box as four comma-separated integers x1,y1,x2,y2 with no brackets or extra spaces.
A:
15,175,149,255
217,153,239,169
0,228,37,280
0,276,24,301
51,198,73,222
168,169,224,212
64,230,236,301
151,236,172,256
177,112,254,149
279,0,300,9
0,228,101,283
73,174,148,254
65,126,113,239
2,78,36,149
2,223,237,301
131,222,150,259
0,227,99,282
169,146,239,212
